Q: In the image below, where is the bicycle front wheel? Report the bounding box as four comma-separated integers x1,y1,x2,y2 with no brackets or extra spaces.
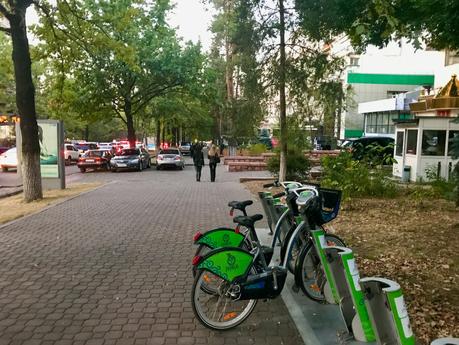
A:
294,234,346,302
192,269,257,330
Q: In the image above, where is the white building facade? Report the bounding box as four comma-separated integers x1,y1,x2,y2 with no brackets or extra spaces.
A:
329,37,447,139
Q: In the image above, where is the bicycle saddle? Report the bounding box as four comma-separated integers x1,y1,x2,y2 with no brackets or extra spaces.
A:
233,214,263,228
228,200,253,210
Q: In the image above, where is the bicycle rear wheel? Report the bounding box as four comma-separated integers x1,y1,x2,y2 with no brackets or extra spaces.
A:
294,234,346,302
192,269,257,330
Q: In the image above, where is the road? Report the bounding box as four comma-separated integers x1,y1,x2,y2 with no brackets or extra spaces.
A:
0,165,81,188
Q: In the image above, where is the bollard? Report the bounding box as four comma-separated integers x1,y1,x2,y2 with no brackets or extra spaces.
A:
360,277,415,345
310,229,339,304
258,192,274,232
273,203,291,243
324,246,375,342
265,196,281,235
431,338,459,345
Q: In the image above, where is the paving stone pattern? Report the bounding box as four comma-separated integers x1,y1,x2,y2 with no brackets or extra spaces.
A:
0,165,303,345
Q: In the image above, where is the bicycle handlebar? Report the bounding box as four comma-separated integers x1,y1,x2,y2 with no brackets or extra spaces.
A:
263,180,280,188
272,192,286,199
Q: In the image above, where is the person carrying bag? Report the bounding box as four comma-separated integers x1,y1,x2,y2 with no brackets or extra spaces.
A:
208,144,220,182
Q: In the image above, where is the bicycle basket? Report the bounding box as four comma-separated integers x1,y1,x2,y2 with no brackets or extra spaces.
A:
318,188,342,224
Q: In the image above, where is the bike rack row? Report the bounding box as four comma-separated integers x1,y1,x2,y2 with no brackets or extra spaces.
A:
259,190,458,345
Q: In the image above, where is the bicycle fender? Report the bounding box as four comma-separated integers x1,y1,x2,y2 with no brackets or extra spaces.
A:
198,247,254,282
195,228,245,249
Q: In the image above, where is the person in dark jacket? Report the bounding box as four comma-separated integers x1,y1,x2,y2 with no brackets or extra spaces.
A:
193,144,204,182
207,144,220,182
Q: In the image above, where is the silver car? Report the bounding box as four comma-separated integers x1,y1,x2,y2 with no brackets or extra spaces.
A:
156,148,185,170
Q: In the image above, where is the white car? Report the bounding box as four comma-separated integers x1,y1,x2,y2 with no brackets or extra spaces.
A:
64,144,80,164
0,147,17,172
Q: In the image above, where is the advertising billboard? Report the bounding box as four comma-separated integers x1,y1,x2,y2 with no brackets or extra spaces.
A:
38,122,59,178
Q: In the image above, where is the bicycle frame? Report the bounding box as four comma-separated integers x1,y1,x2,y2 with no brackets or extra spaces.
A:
281,219,340,304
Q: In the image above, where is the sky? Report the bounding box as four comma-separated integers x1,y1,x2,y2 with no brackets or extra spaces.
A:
24,0,214,50
169,0,214,50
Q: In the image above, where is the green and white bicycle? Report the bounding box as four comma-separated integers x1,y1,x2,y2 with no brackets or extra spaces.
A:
191,185,345,330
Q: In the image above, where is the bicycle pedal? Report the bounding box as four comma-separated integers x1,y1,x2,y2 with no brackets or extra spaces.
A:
291,284,299,293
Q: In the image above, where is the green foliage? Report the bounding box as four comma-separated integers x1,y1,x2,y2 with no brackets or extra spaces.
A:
35,0,206,143
295,0,459,50
423,165,459,205
321,151,399,200
247,143,267,155
0,33,15,112
267,148,311,181
354,142,397,166
204,0,266,141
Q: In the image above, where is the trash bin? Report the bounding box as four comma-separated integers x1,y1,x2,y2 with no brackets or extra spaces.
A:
402,166,411,182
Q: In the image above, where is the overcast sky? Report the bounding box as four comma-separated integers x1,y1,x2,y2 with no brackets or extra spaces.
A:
25,0,214,50
169,0,214,50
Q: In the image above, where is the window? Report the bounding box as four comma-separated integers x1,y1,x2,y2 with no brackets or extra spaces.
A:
84,150,103,157
387,91,407,98
349,57,359,66
406,130,418,154
448,131,459,156
365,113,396,135
396,132,404,156
422,130,446,156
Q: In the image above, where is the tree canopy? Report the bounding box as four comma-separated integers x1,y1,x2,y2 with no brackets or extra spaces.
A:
295,0,459,50
35,0,205,146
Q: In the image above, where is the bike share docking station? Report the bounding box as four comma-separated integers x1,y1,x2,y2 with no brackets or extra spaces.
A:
310,229,416,345
262,187,445,345
192,182,458,344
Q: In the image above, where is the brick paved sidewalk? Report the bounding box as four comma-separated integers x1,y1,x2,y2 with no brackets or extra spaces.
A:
0,165,303,345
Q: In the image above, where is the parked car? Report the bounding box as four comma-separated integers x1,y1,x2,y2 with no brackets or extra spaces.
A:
77,149,112,173
75,142,98,155
111,148,150,172
0,146,10,155
64,144,80,164
314,136,336,150
342,136,395,162
179,142,191,155
156,148,185,170
0,147,17,172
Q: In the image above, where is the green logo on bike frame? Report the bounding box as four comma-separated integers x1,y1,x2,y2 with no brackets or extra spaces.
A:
197,229,245,249
198,249,253,282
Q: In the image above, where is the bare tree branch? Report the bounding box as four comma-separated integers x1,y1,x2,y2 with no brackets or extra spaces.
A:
0,26,11,34
0,2,12,20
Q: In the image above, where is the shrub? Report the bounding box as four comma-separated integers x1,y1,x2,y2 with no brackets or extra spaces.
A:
423,165,459,204
247,143,267,156
267,148,311,181
321,151,399,200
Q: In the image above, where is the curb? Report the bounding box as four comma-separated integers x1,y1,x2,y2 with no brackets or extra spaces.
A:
239,177,275,183
0,188,23,199
0,181,112,230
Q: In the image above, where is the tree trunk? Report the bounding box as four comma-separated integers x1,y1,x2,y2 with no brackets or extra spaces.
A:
10,5,43,201
124,98,135,148
84,125,89,141
278,0,287,182
224,0,235,136
155,118,160,149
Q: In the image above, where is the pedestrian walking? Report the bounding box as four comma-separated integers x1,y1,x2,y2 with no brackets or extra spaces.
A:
207,144,220,182
193,144,204,182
